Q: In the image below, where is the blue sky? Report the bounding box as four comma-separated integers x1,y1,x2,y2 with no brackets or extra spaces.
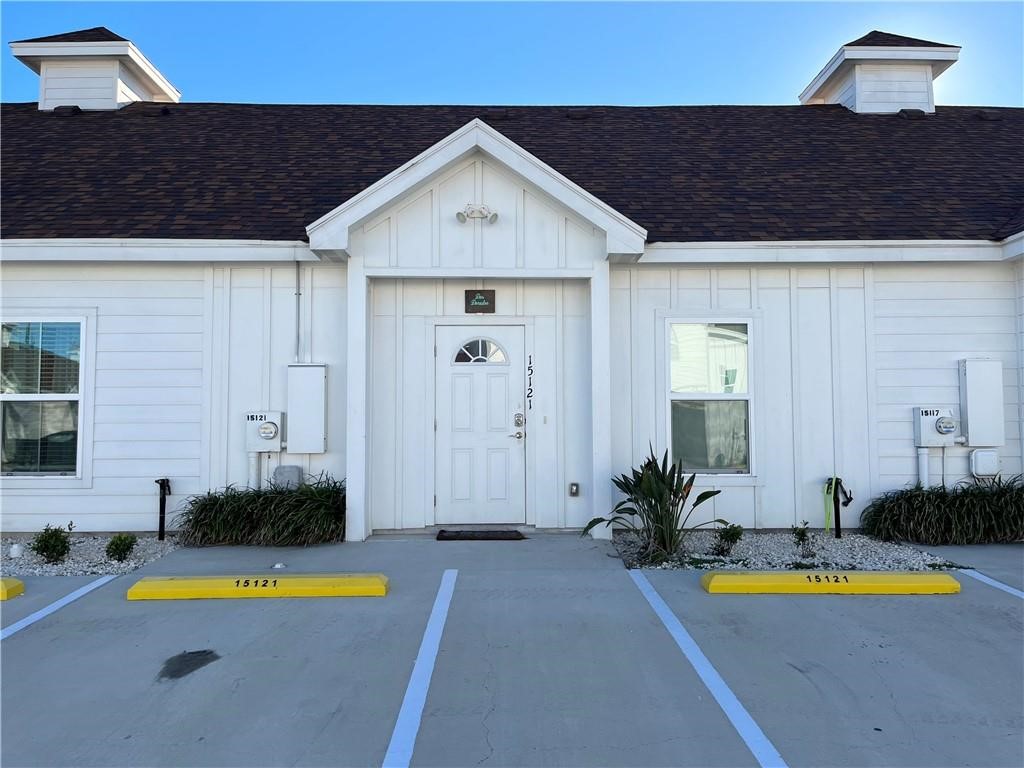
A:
2,2,1021,107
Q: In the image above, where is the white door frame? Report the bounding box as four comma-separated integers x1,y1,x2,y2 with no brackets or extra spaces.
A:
432,323,528,525
346,267,612,541
426,317,535,527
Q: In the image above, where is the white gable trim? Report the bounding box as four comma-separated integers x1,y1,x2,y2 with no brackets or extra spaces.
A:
306,118,647,260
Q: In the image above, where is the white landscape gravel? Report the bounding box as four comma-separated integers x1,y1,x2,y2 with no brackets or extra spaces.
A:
615,529,957,571
1,535,178,576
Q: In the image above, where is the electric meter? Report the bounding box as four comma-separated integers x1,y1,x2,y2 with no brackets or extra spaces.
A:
245,411,284,452
912,407,958,447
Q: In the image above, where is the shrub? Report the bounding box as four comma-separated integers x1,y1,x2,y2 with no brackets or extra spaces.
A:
177,474,346,547
861,476,1024,545
583,447,724,564
791,520,813,559
30,521,74,564
106,533,138,562
712,523,744,556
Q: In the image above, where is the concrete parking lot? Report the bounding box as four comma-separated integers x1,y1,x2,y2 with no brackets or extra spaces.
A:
2,535,1022,768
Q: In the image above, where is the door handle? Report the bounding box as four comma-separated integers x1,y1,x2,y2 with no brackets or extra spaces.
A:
508,431,524,440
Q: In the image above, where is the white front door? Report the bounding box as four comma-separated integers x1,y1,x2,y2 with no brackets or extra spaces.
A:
435,325,526,524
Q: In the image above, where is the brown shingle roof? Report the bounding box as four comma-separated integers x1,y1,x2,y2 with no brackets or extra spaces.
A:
845,30,958,48
1,101,1021,243
13,26,128,44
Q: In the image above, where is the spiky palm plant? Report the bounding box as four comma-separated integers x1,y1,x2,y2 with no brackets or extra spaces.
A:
583,448,724,563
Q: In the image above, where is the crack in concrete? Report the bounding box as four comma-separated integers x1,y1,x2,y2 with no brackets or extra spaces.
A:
476,649,497,766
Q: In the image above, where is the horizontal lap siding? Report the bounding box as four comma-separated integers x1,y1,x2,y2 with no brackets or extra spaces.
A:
873,263,1021,490
3,262,350,532
1,264,208,531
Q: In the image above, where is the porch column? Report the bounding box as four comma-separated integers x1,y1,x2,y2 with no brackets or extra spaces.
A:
589,261,613,539
345,256,370,541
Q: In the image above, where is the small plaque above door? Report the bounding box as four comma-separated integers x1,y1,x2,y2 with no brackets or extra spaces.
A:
465,290,496,314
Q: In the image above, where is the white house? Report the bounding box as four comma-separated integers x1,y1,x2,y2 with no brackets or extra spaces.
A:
1,27,1022,540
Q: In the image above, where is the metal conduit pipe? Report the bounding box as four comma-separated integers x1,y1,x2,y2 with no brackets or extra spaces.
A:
294,260,302,364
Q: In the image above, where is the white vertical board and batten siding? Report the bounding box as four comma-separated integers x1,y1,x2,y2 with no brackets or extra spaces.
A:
873,262,1021,486
351,154,604,272
368,279,592,531
1,262,347,532
356,151,603,532
612,265,874,529
207,264,347,490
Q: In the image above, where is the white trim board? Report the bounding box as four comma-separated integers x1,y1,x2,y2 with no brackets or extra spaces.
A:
4,236,1018,265
643,239,1013,264
0,239,317,262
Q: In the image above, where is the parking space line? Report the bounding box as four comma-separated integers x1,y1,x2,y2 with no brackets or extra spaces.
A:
630,570,789,768
1,575,117,641
959,569,1024,600
382,568,458,768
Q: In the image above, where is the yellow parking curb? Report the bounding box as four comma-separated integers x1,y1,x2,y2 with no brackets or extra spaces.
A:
700,570,960,595
0,577,25,600
126,573,388,600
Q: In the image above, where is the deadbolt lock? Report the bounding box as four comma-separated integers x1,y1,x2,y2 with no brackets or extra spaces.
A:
513,412,525,427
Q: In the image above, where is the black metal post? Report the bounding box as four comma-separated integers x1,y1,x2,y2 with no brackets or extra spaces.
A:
833,482,842,539
156,478,171,541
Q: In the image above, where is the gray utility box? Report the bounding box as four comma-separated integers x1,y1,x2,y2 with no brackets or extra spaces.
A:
958,359,1004,447
286,364,327,453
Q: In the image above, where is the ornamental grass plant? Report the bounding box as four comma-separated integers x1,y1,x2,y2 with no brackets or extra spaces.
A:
860,475,1024,545
177,474,346,547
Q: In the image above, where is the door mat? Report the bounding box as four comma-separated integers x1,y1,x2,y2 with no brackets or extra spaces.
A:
436,530,526,541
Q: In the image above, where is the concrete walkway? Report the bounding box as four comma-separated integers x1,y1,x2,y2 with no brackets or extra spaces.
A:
2,534,1021,767
913,542,1024,591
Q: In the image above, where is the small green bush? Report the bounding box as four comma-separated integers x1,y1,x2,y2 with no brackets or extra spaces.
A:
177,474,346,547
712,523,744,556
791,520,813,558
30,521,74,564
106,533,138,562
861,475,1024,545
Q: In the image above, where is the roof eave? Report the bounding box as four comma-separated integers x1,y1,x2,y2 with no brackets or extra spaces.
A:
9,40,181,103
799,45,960,104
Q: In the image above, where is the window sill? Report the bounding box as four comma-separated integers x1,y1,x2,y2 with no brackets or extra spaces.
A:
688,474,760,487
1,474,91,491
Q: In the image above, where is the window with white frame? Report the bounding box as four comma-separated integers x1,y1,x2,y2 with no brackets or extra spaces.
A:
668,321,750,474
1,321,82,475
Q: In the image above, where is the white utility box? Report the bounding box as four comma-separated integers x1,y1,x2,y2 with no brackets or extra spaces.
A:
286,364,327,454
245,411,284,452
969,449,1000,477
959,359,1004,446
913,406,958,447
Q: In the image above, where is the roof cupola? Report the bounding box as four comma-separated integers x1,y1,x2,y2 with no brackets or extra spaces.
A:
10,26,180,111
800,30,960,114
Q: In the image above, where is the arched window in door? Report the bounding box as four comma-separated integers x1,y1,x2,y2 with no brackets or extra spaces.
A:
453,338,507,364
